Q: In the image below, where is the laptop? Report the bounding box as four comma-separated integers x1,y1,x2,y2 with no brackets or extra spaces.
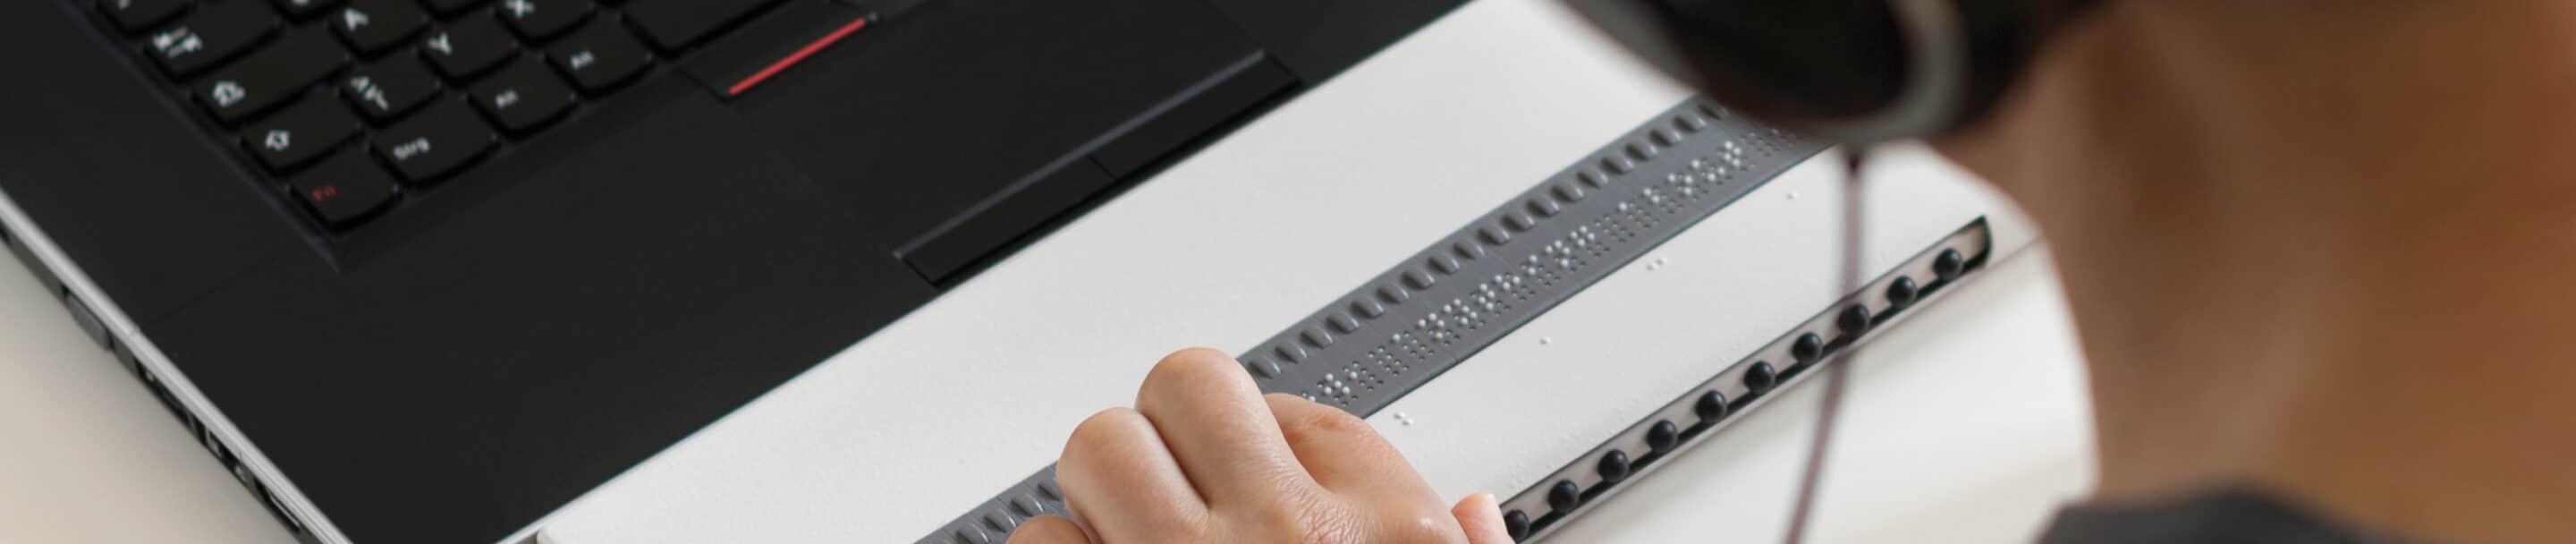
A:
0,0,1480,542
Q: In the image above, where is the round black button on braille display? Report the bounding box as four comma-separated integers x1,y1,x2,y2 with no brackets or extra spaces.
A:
1885,276,1920,307
1790,333,1825,363
1504,510,1531,540
1597,449,1631,483
1934,249,1967,280
1694,390,1729,420
1647,420,1680,451
1743,361,1778,393
1837,305,1873,336
1548,480,1581,511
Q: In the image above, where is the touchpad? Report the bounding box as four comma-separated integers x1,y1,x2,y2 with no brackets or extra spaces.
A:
728,0,1288,283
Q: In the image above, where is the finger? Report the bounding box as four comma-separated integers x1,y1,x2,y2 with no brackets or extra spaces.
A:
1131,348,1316,505
1055,407,1207,540
1005,515,1091,544
1263,393,1440,501
1452,493,1517,544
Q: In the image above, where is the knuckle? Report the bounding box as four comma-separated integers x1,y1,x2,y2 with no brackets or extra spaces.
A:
1141,348,1245,396
1292,405,1370,435
1063,408,1142,455
1149,347,1238,379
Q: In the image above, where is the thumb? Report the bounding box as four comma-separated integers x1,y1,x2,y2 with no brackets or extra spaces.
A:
1452,493,1518,544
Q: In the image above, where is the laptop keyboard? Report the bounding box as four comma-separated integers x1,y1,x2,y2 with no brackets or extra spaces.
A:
94,0,784,228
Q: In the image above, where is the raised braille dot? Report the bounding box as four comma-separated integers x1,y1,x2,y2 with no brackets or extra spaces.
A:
1245,357,1282,378
1597,449,1631,483
1790,332,1825,363
1547,480,1582,511
1885,276,1921,307
1554,182,1588,202
1479,225,1512,246
1743,361,1778,393
1402,269,1436,290
1934,249,1967,280
1646,420,1681,451
1327,314,1359,334
1429,254,1462,274
1694,390,1729,420
1837,305,1873,336
1600,155,1635,174
1504,510,1531,540
1578,170,1607,187
1527,197,1561,217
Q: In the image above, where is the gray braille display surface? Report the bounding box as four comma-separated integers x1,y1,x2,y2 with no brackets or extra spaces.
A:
919,98,1829,543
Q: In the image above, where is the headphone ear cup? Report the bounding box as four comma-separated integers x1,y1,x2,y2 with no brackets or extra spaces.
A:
1585,0,2104,140
1947,0,2103,132
1642,0,1915,124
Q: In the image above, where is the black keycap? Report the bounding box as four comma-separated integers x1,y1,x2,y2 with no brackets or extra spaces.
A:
1693,390,1728,420
289,152,400,225
1933,248,1968,280
196,29,349,123
420,15,518,80
1742,361,1778,393
1546,480,1580,511
623,0,780,50
1596,449,1630,483
495,0,591,41
421,0,487,16
1885,276,1921,307
545,19,652,93
242,98,361,172
1788,332,1825,363
372,100,496,182
1836,304,1873,336
271,0,347,20
342,59,442,122
1644,420,1680,451
332,0,428,55
97,0,191,32
469,60,577,134
147,1,280,78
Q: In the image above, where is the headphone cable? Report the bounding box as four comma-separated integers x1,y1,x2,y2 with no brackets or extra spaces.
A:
1781,148,1869,544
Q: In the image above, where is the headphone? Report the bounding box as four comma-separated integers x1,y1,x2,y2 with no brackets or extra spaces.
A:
1564,0,2106,143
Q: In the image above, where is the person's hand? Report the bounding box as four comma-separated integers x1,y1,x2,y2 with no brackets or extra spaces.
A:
1008,348,1515,544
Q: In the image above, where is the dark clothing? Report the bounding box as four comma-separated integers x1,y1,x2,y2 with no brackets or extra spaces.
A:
2038,489,2408,543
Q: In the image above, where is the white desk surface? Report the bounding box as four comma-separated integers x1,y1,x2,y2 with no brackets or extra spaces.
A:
0,240,2090,543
